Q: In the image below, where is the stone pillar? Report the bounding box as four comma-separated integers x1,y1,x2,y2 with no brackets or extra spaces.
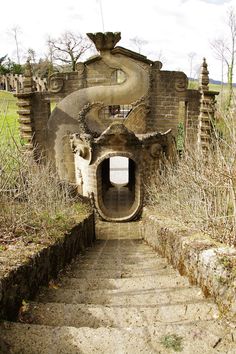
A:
5,75,10,91
15,76,20,94
197,58,218,153
15,59,35,150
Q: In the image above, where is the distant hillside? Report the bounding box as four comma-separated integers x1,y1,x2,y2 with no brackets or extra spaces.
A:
209,78,236,86
189,77,236,87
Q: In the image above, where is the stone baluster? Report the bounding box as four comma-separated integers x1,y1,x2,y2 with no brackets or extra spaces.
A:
5,75,10,91
16,59,35,150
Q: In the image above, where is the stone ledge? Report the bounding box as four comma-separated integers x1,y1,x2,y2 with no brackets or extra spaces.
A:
141,209,236,320
0,213,95,321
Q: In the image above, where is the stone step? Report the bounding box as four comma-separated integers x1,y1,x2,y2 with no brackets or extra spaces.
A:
91,240,146,246
62,267,177,279
85,240,152,250
77,254,160,263
75,250,167,262
2,221,234,353
79,252,162,260
95,222,142,240
0,321,234,354
75,258,168,268
23,301,220,328
93,238,144,245
58,274,190,291
86,242,150,248
85,249,155,256
36,286,205,306
70,259,170,272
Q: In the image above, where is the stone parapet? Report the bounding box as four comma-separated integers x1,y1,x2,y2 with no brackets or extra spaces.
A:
141,209,236,320
0,213,95,321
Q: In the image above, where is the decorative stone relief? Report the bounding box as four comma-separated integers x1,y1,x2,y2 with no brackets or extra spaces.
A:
175,76,188,92
150,143,162,158
49,76,64,93
70,133,92,163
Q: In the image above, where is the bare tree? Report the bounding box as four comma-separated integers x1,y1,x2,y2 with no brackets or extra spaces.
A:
211,38,226,101
188,52,196,79
47,31,92,71
156,50,166,65
27,48,36,64
130,36,148,54
211,7,236,107
11,26,21,64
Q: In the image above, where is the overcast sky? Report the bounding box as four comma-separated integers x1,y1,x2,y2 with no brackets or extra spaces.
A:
0,0,236,81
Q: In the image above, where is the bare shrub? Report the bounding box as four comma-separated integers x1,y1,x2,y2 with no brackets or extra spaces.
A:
146,108,236,246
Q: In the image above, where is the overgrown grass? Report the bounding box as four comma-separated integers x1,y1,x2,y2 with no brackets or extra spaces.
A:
0,91,19,142
160,333,183,352
147,107,236,246
0,94,90,247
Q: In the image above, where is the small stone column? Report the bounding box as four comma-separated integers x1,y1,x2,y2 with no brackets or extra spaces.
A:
15,59,35,150
5,75,10,91
197,58,218,153
15,76,20,94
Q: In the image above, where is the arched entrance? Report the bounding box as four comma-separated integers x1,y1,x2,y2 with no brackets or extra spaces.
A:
96,155,141,221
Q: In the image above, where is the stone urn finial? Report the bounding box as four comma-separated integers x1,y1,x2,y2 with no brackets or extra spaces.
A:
199,57,209,92
87,32,121,52
23,58,34,93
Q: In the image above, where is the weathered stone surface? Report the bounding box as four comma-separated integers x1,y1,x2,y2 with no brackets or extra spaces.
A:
0,214,95,321
142,209,236,320
13,32,218,222
0,221,235,353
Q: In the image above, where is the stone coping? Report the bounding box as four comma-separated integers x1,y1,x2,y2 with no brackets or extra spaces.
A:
0,213,95,320
141,209,236,320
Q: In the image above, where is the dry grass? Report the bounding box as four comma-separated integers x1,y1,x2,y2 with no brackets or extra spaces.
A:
147,108,236,246
0,97,90,247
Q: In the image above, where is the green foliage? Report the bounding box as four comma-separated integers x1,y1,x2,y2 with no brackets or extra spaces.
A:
10,62,23,75
188,80,198,89
160,333,183,352
218,256,233,271
0,57,23,75
0,55,7,65
0,91,20,143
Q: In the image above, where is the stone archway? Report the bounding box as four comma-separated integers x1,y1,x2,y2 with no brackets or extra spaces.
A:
96,154,141,222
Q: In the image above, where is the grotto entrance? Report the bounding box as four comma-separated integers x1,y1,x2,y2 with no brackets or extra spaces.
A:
96,155,141,221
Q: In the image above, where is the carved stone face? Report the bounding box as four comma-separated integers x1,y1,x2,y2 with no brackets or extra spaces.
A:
150,143,162,158
175,77,187,92
49,77,64,93
70,134,92,162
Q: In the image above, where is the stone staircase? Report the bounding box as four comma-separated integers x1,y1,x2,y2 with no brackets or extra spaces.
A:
1,222,236,353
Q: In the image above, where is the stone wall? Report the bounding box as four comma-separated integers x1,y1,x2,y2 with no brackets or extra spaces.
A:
0,213,95,321
141,209,236,319
185,90,201,148
31,93,51,156
150,69,200,141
